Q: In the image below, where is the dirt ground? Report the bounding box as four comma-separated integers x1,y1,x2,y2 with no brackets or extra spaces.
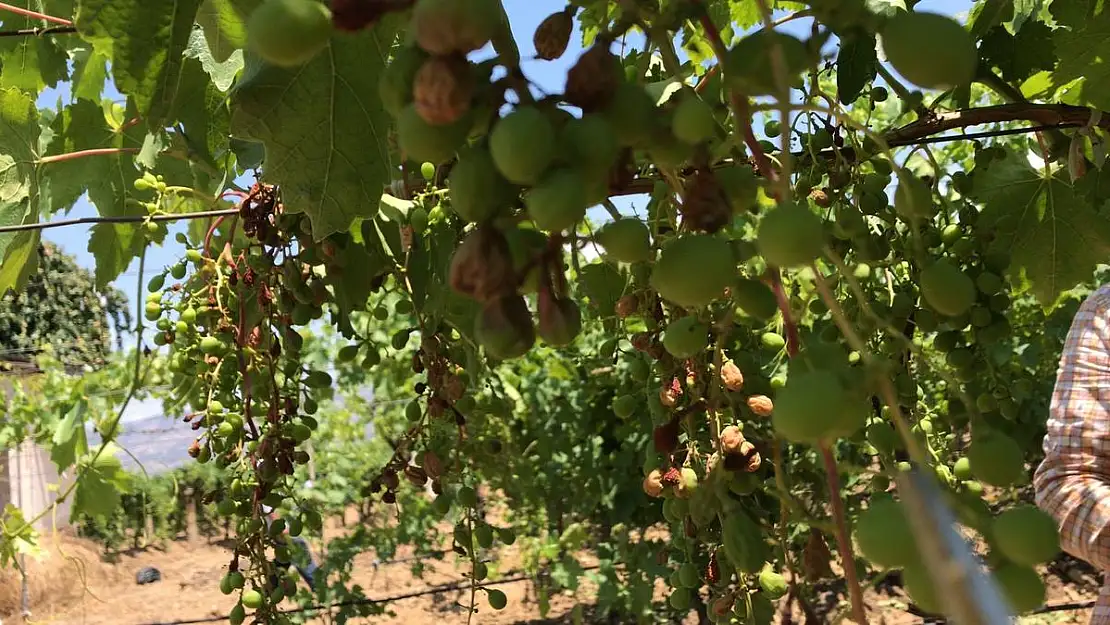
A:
2,507,1103,625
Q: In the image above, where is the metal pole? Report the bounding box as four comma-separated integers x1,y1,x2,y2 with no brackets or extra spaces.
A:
896,465,1013,625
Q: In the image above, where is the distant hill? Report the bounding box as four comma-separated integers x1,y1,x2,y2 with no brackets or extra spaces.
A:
87,413,195,474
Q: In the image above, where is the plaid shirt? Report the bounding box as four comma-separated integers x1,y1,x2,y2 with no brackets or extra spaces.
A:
1035,283,1110,623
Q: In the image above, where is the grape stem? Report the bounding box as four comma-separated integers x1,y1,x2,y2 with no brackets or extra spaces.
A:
692,4,780,186
766,267,869,625
875,64,929,119
752,0,794,201
818,445,867,624
766,270,800,354
37,147,139,164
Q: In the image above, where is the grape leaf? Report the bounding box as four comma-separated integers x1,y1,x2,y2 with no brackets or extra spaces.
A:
85,101,145,287
175,35,235,165
1010,0,1044,33
0,88,41,294
865,0,907,19
0,0,70,92
196,0,259,63
330,239,389,317
979,22,1056,84
74,0,203,127
184,23,243,92
836,32,876,105
0,231,38,294
730,1,806,30
970,153,1110,306
968,0,1014,37
41,98,114,211
1048,0,1090,28
1050,3,1110,110
578,262,627,317
230,19,400,239
51,400,88,471
70,45,108,102
0,504,43,567
73,446,128,519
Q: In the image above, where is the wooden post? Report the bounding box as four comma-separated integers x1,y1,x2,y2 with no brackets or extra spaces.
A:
184,488,198,542
144,510,155,546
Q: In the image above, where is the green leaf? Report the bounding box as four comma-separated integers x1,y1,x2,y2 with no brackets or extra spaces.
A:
866,0,907,19
75,0,204,127
729,1,806,30
230,137,263,171
1048,0,1091,29
184,23,244,92
84,101,145,287
0,504,43,567
88,223,146,288
1050,2,1110,109
231,19,400,239
0,1,70,92
644,77,686,106
378,193,412,223
0,231,39,294
196,0,259,63
41,98,113,211
970,153,1110,306
50,400,88,471
74,447,127,519
408,237,430,312
330,240,389,316
836,32,877,105
175,33,236,166
968,0,1013,37
136,131,166,170
979,22,1056,84
70,45,108,102
578,262,627,317
0,88,41,293
1009,0,1044,33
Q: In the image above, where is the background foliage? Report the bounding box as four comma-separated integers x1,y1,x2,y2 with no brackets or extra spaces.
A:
4,0,1110,624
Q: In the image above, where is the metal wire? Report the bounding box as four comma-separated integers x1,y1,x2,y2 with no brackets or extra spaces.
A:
0,208,239,234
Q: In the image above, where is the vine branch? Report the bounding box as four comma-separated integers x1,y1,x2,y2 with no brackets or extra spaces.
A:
38,147,139,164
0,2,71,25
767,268,868,625
882,102,1110,145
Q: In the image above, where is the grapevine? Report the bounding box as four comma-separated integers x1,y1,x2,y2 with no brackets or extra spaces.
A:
0,0,1107,623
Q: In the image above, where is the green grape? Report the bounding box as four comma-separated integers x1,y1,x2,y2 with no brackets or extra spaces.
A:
991,505,1060,566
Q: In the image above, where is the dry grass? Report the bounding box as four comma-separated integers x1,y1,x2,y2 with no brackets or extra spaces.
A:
0,531,121,619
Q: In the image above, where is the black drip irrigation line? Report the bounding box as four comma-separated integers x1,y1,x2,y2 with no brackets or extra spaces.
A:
372,549,449,568
908,598,1095,623
131,564,602,625
1031,599,1097,613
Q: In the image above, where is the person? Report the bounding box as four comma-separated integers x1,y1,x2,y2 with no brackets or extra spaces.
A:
1034,285,1110,624
262,497,319,590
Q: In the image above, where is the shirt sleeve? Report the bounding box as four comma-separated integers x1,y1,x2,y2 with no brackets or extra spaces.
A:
1038,285,1110,480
